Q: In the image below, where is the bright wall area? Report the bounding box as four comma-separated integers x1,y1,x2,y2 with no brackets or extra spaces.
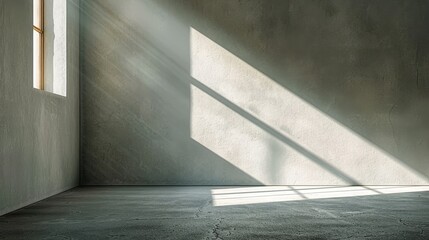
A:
0,0,80,216
80,0,429,185
43,0,68,96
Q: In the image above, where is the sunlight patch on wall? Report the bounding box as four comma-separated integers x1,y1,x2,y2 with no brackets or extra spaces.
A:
211,186,429,206
190,27,428,185
190,85,340,184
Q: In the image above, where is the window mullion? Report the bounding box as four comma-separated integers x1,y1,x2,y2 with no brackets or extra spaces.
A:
39,0,44,90
33,26,43,34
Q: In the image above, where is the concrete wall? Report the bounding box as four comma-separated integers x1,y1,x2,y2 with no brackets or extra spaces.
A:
80,0,429,185
0,0,80,216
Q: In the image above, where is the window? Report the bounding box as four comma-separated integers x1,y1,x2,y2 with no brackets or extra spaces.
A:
33,0,67,96
33,0,44,90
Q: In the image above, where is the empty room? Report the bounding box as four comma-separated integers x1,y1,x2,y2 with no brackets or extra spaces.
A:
1,0,429,239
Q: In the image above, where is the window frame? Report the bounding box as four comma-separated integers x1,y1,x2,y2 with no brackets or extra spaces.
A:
33,0,44,90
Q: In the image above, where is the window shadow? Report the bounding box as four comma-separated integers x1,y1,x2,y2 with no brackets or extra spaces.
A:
169,0,428,183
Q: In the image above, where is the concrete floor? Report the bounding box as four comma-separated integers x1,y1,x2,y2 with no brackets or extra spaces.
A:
0,186,428,240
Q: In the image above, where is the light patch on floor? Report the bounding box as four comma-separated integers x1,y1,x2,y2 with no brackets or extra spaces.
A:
211,186,429,206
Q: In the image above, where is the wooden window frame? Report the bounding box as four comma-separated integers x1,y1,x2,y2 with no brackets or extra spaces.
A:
33,0,44,90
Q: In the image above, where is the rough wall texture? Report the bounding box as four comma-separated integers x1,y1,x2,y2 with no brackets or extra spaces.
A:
80,0,429,185
0,0,80,215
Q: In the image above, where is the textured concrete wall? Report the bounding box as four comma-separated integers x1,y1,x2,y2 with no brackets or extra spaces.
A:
80,0,429,185
0,0,80,215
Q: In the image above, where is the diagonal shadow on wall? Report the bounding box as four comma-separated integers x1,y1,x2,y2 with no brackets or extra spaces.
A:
163,0,429,183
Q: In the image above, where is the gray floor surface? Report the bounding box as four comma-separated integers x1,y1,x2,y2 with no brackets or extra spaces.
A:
0,186,428,240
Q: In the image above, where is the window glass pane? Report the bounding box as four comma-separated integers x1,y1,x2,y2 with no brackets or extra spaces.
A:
33,31,42,89
33,0,42,28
